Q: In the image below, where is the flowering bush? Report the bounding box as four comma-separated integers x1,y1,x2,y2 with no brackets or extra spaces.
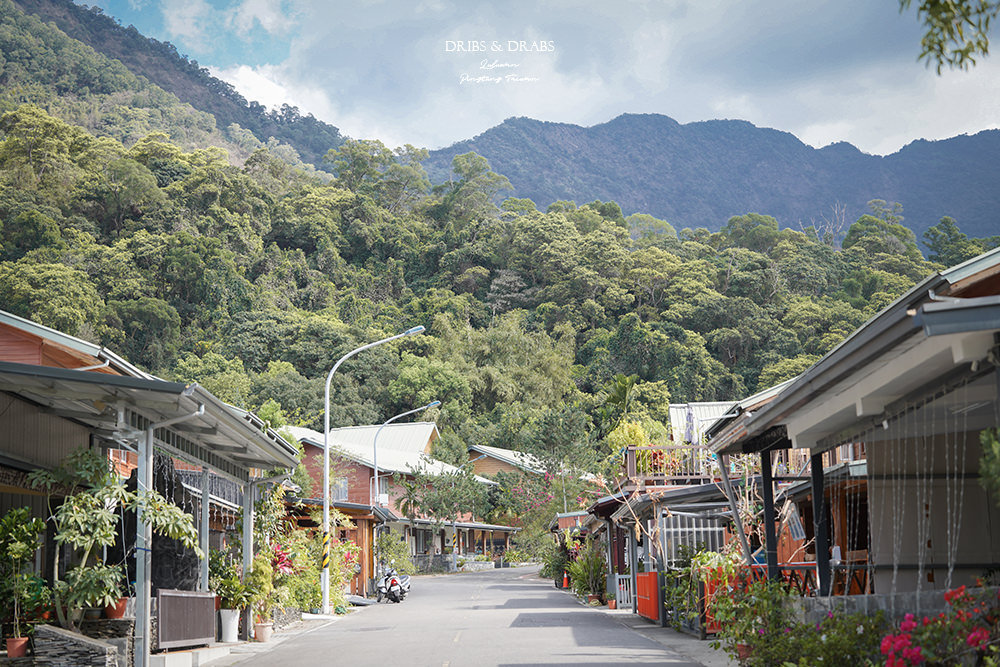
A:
878,585,1000,666
709,573,888,666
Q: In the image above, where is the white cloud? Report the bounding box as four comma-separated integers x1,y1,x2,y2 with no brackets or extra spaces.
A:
195,0,1000,156
228,0,295,37
160,0,213,48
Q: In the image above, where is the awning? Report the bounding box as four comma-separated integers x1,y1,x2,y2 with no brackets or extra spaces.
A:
0,360,297,481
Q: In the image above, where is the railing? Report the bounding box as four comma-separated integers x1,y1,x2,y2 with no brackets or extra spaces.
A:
620,446,717,488
616,574,633,608
699,564,818,635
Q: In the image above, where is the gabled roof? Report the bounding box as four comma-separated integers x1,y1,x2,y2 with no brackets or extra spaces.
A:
0,310,152,379
0,309,298,479
288,425,495,485
467,443,545,474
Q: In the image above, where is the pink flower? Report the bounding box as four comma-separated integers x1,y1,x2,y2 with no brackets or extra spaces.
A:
966,626,990,649
900,614,917,633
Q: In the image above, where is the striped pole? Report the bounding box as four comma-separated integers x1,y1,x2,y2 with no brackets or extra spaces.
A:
322,531,331,569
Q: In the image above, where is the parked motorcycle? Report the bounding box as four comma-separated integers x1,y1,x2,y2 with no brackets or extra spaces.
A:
375,566,411,603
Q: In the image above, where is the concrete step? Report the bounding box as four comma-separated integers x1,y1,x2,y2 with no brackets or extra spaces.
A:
150,644,231,667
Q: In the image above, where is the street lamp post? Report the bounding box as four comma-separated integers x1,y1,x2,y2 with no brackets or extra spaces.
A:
321,325,424,614
371,400,442,507
371,400,441,581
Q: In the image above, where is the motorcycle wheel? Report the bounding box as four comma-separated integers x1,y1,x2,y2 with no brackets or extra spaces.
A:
376,590,383,602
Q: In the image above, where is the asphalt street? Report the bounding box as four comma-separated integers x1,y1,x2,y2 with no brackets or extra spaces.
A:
209,565,730,667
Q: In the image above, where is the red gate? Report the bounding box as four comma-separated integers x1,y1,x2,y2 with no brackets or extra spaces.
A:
636,572,660,622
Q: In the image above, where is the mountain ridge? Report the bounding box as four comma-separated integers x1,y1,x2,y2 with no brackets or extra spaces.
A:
425,113,1000,240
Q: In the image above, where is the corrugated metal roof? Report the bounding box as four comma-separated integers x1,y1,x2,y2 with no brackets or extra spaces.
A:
289,425,495,484
320,422,438,454
668,402,737,444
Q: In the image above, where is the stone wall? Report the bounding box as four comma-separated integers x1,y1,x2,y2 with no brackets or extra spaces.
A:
272,606,301,631
33,624,117,667
81,619,134,667
413,554,453,573
794,589,954,624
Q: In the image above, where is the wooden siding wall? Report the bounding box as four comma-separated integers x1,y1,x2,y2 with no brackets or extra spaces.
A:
0,394,90,469
469,456,519,477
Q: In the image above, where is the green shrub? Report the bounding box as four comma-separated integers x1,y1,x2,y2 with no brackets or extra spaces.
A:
567,536,606,598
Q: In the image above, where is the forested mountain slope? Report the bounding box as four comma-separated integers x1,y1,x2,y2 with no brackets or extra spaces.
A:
10,0,344,166
1,0,997,480
425,114,1000,241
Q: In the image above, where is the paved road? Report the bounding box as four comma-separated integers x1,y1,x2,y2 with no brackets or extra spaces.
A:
220,566,710,667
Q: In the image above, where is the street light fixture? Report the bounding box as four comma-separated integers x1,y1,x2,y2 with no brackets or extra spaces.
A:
370,400,441,582
321,325,424,614
371,400,442,507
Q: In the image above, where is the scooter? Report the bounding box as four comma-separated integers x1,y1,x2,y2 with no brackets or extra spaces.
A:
375,566,410,603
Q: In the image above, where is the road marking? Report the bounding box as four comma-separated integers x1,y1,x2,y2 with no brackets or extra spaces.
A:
453,631,462,643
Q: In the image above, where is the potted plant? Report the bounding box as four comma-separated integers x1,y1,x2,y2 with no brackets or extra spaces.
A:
0,507,45,657
215,575,251,643
248,554,275,642
567,536,607,604
210,550,251,643
102,566,130,619
28,448,202,632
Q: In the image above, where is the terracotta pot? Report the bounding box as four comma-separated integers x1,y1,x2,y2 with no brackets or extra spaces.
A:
736,643,753,664
7,637,29,658
254,621,273,643
104,597,129,619
608,599,617,610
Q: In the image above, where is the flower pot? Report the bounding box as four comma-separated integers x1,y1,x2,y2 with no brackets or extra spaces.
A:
83,607,102,621
104,597,129,619
219,608,240,643
608,599,617,610
7,637,29,658
736,643,753,664
253,621,273,643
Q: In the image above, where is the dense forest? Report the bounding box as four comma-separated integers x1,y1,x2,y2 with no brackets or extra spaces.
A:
1,0,998,481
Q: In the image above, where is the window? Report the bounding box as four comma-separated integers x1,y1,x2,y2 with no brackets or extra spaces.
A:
331,477,348,501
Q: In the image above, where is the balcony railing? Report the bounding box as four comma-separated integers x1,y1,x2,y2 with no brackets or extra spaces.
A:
620,446,719,487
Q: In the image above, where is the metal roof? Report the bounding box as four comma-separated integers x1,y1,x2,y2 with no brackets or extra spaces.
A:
404,517,518,532
0,310,154,379
289,426,496,485
0,360,298,481
317,422,439,455
668,402,736,444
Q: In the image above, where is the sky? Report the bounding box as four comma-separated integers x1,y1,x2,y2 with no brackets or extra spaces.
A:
87,0,1000,156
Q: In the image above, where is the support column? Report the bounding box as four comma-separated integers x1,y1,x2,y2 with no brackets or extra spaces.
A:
241,481,254,640
133,429,154,667
604,520,615,599
629,527,639,614
199,467,211,592
718,454,754,565
760,450,779,580
811,452,831,596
